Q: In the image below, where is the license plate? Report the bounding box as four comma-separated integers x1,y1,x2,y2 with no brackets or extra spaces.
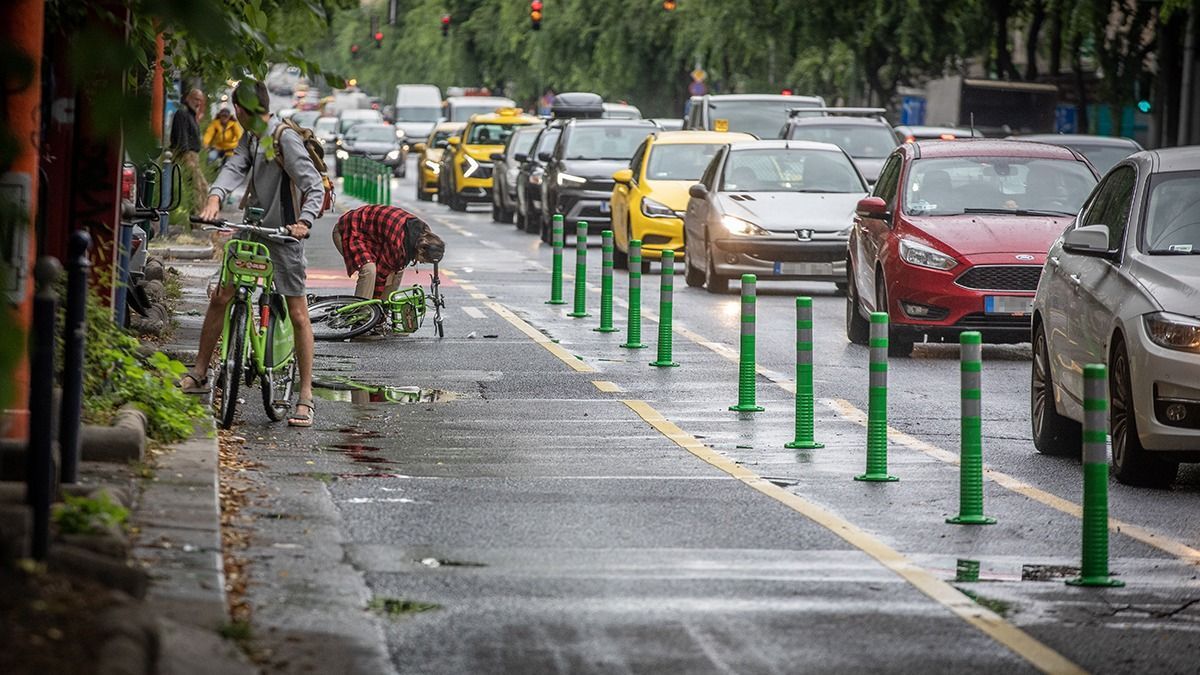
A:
985,295,1033,315
599,202,611,214
773,262,833,276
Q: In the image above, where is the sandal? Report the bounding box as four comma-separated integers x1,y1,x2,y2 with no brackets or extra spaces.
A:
288,398,315,428
177,373,210,394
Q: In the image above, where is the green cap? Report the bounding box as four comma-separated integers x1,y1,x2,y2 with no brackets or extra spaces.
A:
870,312,888,324
1083,363,1106,379
960,331,982,345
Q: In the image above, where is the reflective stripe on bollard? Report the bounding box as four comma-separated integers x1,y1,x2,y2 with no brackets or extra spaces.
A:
649,250,679,368
947,331,995,524
730,274,763,412
568,221,589,318
620,240,646,349
786,296,823,449
855,312,897,482
547,214,566,305
595,230,617,333
1066,364,1124,587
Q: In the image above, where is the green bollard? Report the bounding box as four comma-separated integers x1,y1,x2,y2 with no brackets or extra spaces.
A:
786,297,824,449
547,214,566,305
620,240,646,349
855,312,897,482
730,274,764,412
1066,364,1124,587
351,158,360,199
595,230,617,332
649,250,679,368
567,221,590,318
947,331,995,524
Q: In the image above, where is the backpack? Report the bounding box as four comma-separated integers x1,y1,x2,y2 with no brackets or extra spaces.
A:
273,118,336,219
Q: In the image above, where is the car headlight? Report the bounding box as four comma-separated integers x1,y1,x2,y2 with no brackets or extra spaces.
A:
722,215,769,236
335,149,349,160
899,239,957,270
557,172,587,186
462,155,480,177
1144,312,1200,352
424,159,440,173
386,149,400,160
641,197,676,219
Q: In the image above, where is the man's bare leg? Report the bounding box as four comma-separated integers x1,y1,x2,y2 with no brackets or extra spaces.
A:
285,294,315,404
188,284,236,383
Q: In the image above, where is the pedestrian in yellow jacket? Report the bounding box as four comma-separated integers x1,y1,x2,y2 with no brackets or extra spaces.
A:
203,108,243,160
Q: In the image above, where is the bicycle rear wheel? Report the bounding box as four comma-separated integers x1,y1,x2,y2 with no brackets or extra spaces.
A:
216,303,247,429
261,359,296,422
308,295,385,341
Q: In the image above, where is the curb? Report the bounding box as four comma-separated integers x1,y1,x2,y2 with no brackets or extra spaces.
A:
150,245,216,261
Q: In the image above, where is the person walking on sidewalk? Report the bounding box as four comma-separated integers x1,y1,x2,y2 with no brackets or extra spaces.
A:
171,88,209,209
332,204,446,300
203,107,243,164
180,79,325,428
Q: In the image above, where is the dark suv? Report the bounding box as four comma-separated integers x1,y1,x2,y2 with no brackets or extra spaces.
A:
491,124,543,224
781,109,898,185
540,118,657,239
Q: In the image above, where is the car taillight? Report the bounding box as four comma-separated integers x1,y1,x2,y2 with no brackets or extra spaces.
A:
121,167,136,201
131,236,142,254
939,133,957,140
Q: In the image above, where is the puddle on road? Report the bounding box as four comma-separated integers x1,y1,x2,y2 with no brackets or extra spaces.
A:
313,376,460,405
419,557,486,568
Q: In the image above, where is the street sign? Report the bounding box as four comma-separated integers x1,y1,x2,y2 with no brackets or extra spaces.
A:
691,68,706,82
1055,105,1078,134
900,96,926,125
688,80,707,97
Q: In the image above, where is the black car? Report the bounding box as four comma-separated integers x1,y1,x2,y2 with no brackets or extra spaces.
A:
780,109,898,184
491,125,543,224
1006,133,1143,174
334,123,407,178
540,118,657,240
516,124,562,234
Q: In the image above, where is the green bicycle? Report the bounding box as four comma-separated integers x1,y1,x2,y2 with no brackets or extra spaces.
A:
191,211,298,429
307,264,446,341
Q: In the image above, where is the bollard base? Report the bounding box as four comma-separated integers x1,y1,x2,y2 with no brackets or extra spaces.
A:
649,361,679,368
546,300,567,306
729,404,764,412
785,440,825,449
593,327,619,333
567,311,590,318
1066,575,1124,587
854,473,898,482
947,514,997,525
620,343,647,349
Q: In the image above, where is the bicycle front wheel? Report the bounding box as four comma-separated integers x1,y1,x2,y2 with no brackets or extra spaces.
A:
308,295,384,341
216,302,248,429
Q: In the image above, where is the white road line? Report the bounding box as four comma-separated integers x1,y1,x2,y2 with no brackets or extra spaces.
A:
462,306,487,319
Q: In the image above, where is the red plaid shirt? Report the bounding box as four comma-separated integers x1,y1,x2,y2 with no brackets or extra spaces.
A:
336,205,420,297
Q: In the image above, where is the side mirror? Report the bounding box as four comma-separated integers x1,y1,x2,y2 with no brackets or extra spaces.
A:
412,142,427,153
490,152,505,161
613,168,634,184
447,136,460,146
1062,224,1112,256
538,151,552,162
855,196,889,219
689,183,708,199
514,152,528,162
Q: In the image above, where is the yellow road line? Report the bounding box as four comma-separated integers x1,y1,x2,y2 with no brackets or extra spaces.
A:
591,380,623,393
486,301,595,373
622,399,1084,675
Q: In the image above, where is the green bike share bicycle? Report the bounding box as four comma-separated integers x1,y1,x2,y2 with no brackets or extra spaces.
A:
190,211,299,429
307,264,446,341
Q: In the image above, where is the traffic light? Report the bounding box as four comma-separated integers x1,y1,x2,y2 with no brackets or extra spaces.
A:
663,0,677,9
441,14,451,38
374,30,383,48
350,43,360,59
530,0,542,30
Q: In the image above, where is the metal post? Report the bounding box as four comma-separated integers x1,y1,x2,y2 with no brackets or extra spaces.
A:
568,221,589,318
730,274,763,412
546,214,566,305
649,250,679,368
947,331,995,524
28,257,61,560
158,155,174,237
113,220,133,326
786,297,823,449
1067,364,1124,587
595,230,617,333
855,312,897,482
59,232,91,484
620,239,645,349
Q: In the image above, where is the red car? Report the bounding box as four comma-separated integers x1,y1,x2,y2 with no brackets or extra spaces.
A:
846,140,1098,355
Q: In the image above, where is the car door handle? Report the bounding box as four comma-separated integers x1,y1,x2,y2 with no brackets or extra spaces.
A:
1069,273,1081,286
1048,255,1060,267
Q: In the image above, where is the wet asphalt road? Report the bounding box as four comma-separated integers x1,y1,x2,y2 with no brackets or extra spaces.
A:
183,160,1200,674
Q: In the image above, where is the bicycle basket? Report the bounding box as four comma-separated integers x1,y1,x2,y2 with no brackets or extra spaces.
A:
387,286,427,333
221,239,273,285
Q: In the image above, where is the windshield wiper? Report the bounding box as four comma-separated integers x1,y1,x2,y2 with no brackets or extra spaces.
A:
961,207,1075,217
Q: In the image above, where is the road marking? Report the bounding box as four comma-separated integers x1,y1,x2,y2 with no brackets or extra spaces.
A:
487,301,595,373
621,398,1084,675
462,306,487,319
470,292,488,300
458,282,478,290
591,380,623,393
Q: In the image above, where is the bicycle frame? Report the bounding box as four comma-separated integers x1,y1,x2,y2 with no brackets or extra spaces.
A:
219,239,294,380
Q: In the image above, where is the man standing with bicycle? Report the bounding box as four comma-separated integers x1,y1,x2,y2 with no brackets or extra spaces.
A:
181,79,324,428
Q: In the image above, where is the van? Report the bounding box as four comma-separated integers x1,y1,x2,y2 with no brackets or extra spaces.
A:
393,84,443,145
443,96,517,123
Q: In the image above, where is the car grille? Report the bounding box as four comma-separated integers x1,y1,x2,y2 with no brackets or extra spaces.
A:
955,313,1032,330
475,162,494,179
585,179,614,192
955,265,1042,291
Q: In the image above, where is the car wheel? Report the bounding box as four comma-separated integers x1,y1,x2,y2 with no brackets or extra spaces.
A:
416,179,429,201
683,234,704,288
1110,339,1177,487
1031,321,1082,456
613,216,630,269
491,202,504,222
876,275,914,357
845,262,869,345
704,240,729,294
447,187,466,212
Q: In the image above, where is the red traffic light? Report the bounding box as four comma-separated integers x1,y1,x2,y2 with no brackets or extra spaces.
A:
350,43,359,53
780,88,794,96
374,31,383,41
663,0,677,9
531,0,543,10
530,0,543,29
441,15,451,25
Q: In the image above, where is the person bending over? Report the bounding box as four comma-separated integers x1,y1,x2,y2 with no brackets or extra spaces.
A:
332,205,446,300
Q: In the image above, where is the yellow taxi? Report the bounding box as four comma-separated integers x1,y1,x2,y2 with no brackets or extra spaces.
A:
439,107,541,211
412,122,465,202
610,130,754,266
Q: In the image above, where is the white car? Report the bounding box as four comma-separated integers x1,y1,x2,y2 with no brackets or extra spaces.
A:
1031,147,1200,487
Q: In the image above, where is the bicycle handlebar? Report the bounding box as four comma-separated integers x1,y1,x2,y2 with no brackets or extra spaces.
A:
189,216,300,243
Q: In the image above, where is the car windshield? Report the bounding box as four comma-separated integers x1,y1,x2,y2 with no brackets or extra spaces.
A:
904,157,1097,217
467,123,519,145
708,100,818,138
535,128,561,155
1071,143,1139,174
394,106,440,122
788,124,898,159
351,126,397,143
340,114,380,133
645,143,724,181
510,129,539,156
431,129,458,145
720,148,865,193
563,126,649,160
1143,170,1200,254
315,118,337,135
